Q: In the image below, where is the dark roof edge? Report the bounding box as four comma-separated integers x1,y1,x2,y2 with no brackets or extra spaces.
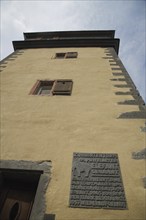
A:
23,30,115,40
13,38,120,54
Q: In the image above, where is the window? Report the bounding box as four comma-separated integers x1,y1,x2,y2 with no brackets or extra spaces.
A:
29,79,73,96
0,169,41,220
0,160,51,219
37,81,54,95
55,53,66,59
65,52,78,59
55,52,78,59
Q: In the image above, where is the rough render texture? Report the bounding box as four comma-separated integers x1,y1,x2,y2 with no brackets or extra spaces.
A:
0,47,146,220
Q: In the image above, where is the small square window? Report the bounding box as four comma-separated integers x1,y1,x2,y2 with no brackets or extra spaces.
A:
55,53,66,59
66,52,78,59
37,81,54,95
29,79,73,96
55,52,78,59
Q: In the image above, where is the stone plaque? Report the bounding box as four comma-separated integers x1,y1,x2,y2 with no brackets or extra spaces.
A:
69,153,127,209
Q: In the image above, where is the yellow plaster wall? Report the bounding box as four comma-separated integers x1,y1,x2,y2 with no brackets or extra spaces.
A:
0,47,145,220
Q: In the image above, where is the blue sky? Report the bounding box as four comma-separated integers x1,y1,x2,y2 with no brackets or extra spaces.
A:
0,0,146,102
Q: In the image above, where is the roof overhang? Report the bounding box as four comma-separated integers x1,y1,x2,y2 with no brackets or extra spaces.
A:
13,30,120,54
13,38,119,54
23,30,115,40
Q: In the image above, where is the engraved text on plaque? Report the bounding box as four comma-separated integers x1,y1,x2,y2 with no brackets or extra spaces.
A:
69,153,127,209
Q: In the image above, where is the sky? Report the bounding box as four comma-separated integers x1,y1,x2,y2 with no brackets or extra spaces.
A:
0,0,146,102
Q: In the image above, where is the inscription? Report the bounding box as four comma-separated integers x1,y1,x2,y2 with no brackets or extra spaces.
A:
69,153,127,209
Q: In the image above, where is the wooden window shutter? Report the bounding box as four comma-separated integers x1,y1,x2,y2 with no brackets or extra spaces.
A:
53,80,73,95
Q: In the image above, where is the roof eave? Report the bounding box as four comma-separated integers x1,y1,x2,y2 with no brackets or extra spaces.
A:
23,30,115,40
13,38,120,54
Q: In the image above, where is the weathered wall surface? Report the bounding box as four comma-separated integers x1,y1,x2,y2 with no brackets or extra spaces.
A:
0,47,145,220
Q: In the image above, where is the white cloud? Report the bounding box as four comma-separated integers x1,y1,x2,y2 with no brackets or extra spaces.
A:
0,0,145,101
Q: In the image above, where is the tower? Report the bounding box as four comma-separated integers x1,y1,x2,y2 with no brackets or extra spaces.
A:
0,30,145,220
